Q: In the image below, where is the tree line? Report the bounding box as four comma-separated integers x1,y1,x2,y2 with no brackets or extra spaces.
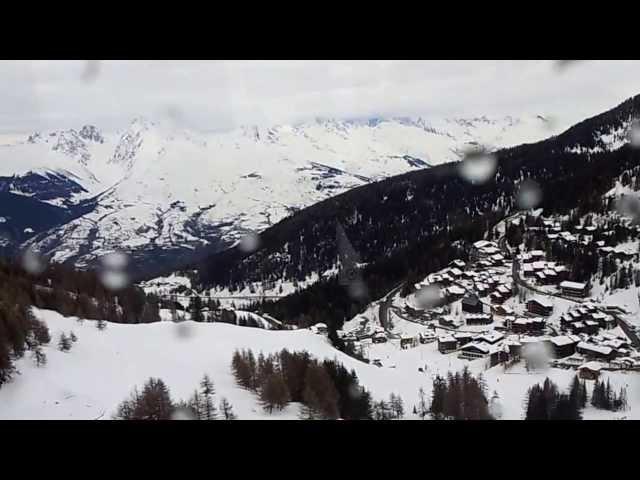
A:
114,375,237,420
525,376,587,420
0,256,162,389
231,348,375,419
428,367,493,420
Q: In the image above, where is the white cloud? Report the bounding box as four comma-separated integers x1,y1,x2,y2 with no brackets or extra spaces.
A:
0,60,639,134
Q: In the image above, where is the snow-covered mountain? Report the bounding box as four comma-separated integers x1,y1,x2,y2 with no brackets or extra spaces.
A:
0,114,561,274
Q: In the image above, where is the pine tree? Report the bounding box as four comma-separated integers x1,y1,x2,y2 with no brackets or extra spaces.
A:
114,378,174,420
57,332,71,352
430,375,447,419
31,346,47,367
260,372,290,413
198,374,217,420
219,397,237,420
417,386,429,419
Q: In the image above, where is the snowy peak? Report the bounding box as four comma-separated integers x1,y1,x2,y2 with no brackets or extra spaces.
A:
78,125,104,144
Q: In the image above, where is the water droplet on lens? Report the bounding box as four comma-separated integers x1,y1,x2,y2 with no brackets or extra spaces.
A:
516,179,542,210
415,284,443,309
238,232,261,253
101,252,129,270
458,150,497,184
171,407,197,420
99,270,130,291
22,247,47,275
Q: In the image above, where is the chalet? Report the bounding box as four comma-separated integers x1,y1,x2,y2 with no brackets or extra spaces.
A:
438,335,458,353
542,269,558,284
578,362,603,380
490,253,505,265
447,285,466,300
534,272,547,284
372,332,388,344
576,342,615,361
453,332,474,346
490,346,510,367
512,317,546,334
527,298,553,316
314,323,328,334
462,295,483,314
465,313,493,325
497,285,511,296
529,250,545,260
490,292,506,304
419,332,437,344
475,283,489,296
522,264,535,278
459,342,490,360
583,320,600,335
532,261,547,272
450,259,466,269
559,281,588,298
505,339,522,357
569,322,588,335
449,267,464,278
549,335,581,358
503,315,517,330
493,305,514,316
440,317,464,329
400,336,418,349
476,332,504,345
593,311,614,325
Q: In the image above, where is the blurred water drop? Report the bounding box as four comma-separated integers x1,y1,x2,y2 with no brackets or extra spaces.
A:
489,396,503,419
522,340,552,370
458,151,497,184
82,60,101,84
615,195,640,224
415,284,443,309
347,383,363,400
553,60,581,73
22,247,47,275
629,121,640,148
348,278,369,301
101,251,129,270
175,321,194,340
99,270,130,291
537,114,557,132
171,407,197,420
238,232,261,253
516,179,542,210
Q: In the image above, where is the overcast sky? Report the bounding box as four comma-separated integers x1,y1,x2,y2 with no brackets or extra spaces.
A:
1,60,639,135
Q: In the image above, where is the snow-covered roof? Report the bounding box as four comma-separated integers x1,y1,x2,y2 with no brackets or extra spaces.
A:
476,332,504,344
460,342,490,354
447,285,466,295
529,297,553,308
549,336,579,347
559,281,586,290
438,335,457,343
473,240,492,249
578,361,603,372
577,342,612,356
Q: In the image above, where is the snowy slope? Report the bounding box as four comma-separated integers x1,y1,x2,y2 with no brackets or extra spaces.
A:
2,308,639,420
1,114,558,271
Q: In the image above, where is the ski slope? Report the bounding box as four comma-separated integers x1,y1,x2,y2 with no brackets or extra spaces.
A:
2,308,640,420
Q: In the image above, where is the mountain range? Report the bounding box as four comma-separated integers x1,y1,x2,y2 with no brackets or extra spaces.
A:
0,114,558,277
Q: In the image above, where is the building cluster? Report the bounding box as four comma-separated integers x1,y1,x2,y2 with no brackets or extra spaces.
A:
560,302,617,335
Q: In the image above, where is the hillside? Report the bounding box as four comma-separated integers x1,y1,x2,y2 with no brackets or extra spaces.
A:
192,96,640,331
1,308,638,420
